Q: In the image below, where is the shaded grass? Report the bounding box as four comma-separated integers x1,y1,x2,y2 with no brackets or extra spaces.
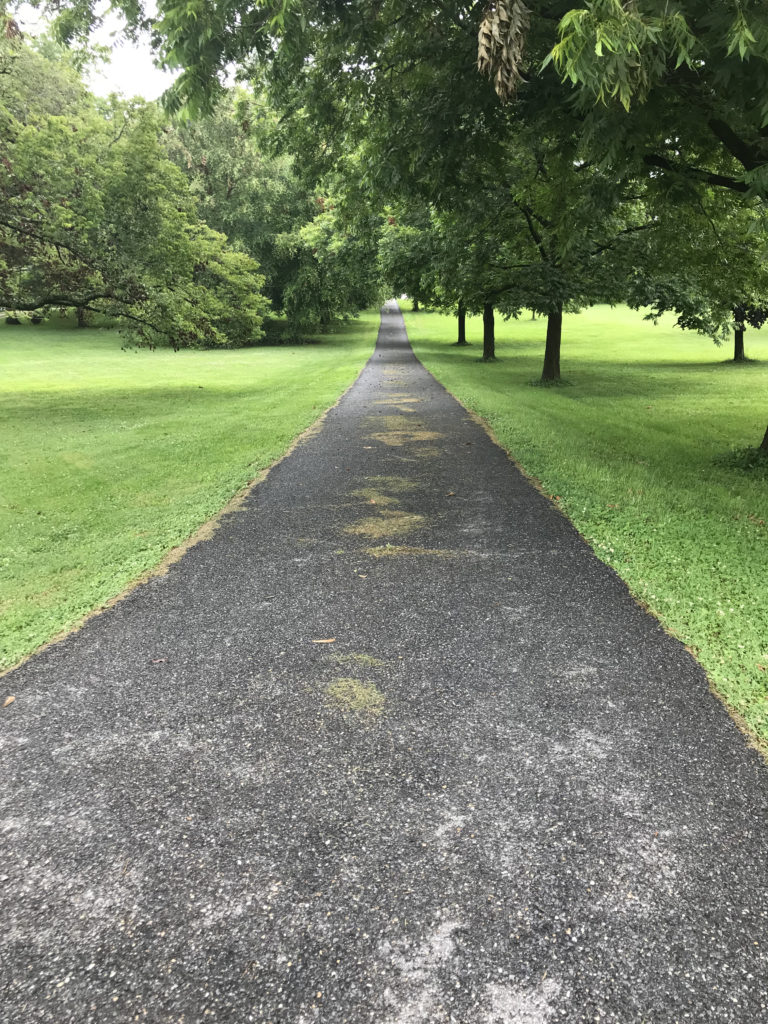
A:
0,312,378,670
403,304,768,747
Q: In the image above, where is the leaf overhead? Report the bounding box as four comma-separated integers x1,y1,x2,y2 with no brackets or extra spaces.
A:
477,0,531,102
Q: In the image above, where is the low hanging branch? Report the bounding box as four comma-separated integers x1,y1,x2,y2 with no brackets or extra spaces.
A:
477,0,531,102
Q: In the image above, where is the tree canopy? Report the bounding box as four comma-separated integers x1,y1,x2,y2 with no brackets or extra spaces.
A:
0,33,269,346
7,0,768,440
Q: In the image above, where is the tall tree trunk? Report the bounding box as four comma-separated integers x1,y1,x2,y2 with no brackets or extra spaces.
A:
734,326,746,361
455,299,468,345
761,421,768,451
482,302,495,361
412,297,420,312
541,306,562,381
76,306,87,328
531,310,537,321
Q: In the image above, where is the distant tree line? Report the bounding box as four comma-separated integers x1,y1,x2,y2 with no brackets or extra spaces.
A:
4,1,768,447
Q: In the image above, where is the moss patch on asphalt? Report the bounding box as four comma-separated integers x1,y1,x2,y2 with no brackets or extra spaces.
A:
349,488,400,506
327,677,386,716
366,545,457,559
344,510,426,539
367,430,443,447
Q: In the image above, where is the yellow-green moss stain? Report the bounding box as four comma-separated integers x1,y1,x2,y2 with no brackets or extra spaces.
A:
350,488,400,506
366,545,458,558
368,429,443,447
344,509,425,538
374,394,424,404
365,413,443,448
327,678,386,716
367,414,419,431
365,475,419,494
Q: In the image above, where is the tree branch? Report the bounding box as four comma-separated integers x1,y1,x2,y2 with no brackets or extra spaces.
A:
642,154,750,194
1,290,117,311
512,200,550,263
589,221,657,257
707,119,761,172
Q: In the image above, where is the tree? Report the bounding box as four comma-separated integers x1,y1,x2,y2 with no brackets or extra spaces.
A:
275,198,383,332
163,88,312,314
482,0,768,440
377,213,439,315
619,176,768,358
0,38,269,346
547,1,768,199
24,1,768,397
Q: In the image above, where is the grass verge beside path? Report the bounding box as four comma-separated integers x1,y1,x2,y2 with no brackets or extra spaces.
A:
403,304,768,749
1,312,379,672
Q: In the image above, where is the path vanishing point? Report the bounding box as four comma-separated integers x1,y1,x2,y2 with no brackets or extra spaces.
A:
2,301,768,1023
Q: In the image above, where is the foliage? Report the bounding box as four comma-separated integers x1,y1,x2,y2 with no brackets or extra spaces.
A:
378,210,442,310
0,40,269,347
163,89,312,313
162,86,384,331
548,1,768,198
276,202,383,332
477,0,531,103
624,186,768,344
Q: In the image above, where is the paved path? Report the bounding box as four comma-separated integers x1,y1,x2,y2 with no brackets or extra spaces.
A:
2,302,768,1023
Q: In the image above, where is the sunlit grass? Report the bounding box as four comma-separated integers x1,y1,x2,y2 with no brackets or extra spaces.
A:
0,312,378,670
403,303,768,747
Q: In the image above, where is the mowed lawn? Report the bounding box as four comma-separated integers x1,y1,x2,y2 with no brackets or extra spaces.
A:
403,304,768,748
0,313,378,671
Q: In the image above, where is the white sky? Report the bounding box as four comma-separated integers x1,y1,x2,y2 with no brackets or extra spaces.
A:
16,2,180,101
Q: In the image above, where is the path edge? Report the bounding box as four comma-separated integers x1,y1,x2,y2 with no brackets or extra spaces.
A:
397,303,768,764
0,323,381,687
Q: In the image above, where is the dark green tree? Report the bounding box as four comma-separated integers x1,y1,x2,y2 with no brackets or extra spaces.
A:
1,35,270,346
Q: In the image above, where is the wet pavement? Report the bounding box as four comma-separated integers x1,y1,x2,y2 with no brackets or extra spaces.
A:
2,301,767,1023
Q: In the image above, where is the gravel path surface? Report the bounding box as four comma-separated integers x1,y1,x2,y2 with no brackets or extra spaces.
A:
2,301,768,1023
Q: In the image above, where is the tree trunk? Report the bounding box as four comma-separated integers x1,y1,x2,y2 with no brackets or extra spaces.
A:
412,298,420,312
541,306,562,381
482,302,495,361
531,310,537,321
761,421,768,451
734,327,746,361
455,300,468,345
76,306,87,328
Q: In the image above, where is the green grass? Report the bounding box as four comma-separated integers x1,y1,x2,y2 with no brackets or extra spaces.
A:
0,312,378,671
402,304,768,747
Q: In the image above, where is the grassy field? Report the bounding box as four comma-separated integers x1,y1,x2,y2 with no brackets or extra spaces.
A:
402,303,768,748
0,313,378,671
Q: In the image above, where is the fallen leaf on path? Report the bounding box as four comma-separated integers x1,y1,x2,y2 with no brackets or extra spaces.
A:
3,695,15,708
313,639,336,644
446,491,456,496
151,658,167,664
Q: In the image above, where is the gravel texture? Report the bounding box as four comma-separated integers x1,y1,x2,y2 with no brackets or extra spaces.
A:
2,301,767,1023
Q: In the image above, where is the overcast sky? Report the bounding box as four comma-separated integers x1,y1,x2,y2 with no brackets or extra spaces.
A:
17,2,180,101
